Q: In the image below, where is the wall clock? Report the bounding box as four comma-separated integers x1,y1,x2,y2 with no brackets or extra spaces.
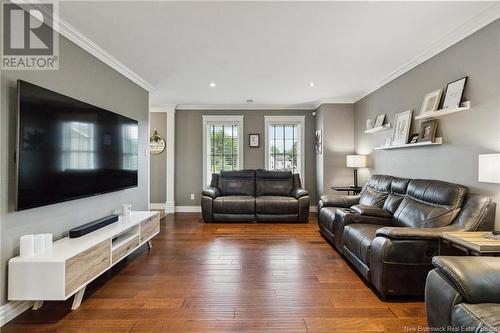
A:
150,129,165,155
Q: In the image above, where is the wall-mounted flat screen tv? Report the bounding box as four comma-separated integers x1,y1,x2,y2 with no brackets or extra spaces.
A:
16,80,139,211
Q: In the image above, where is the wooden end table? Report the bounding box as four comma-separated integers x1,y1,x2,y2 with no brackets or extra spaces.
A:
331,186,362,195
440,232,500,256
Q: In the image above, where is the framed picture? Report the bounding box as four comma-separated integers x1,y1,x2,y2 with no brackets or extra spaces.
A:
366,119,374,130
374,114,386,128
391,110,413,146
315,130,322,154
409,133,419,144
383,137,392,147
249,134,260,148
420,89,443,115
418,119,438,142
442,77,467,110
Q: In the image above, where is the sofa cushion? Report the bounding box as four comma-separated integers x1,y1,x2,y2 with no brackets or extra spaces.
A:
393,179,468,228
343,223,383,266
383,178,411,215
218,170,255,196
359,175,394,208
213,195,255,214
256,196,298,214
255,169,294,196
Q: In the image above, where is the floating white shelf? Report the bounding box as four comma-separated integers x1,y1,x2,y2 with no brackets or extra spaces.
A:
415,101,470,120
374,137,443,150
364,123,391,134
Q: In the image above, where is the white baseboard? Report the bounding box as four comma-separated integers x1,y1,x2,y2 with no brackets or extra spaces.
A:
175,206,202,213
165,201,175,214
149,203,165,210
0,301,33,327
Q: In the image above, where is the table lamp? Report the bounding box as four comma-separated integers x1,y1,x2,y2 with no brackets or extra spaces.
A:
346,155,367,188
478,154,500,183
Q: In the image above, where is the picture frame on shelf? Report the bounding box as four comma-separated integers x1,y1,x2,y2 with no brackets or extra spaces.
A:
383,137,392,147
374,114,385,128
366,119,374,130
409,133,419,144
249,133,260,148
418,119,438,142
391,110,413,146
420,89,443,115
442,77,467,110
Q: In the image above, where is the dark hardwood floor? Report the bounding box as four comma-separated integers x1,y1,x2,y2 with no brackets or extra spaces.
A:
4,214,427,332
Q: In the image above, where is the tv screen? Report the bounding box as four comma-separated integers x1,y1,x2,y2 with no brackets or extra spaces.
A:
16,80,139,211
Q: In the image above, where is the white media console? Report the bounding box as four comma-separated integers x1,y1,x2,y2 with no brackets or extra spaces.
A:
8,211,160,310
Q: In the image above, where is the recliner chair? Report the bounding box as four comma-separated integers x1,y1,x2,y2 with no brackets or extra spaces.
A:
426,256,500,332
318,175,496,297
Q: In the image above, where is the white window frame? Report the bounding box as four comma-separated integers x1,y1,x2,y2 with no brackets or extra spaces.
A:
264,115,306,186
202,115,244,188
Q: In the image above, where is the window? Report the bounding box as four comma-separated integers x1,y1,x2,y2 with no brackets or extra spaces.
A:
202,115,244,187
62,122,96,170
122,124,138,170
265,116,305,183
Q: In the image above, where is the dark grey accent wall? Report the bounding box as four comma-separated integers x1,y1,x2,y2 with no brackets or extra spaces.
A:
150,112,167,203
353,19,500,228
315,104,355,201
0,35,150,306
175,109,316,206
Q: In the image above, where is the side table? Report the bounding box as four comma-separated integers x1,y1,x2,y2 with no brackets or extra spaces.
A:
330,186,362,195
440,231,500,256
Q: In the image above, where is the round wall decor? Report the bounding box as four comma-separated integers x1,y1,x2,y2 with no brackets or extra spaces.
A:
150,129,165,155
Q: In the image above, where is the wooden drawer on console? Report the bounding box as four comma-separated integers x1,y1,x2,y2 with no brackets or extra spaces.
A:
65,240,111,296
112,235,140,264
140,215,160,243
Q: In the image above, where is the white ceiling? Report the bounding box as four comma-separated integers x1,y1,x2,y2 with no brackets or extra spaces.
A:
58,1,498,108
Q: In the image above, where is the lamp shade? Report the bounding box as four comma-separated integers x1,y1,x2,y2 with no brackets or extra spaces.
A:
346,155,367,168
479,154,500,183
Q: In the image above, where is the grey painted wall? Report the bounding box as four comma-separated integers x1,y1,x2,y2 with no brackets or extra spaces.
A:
354,19,500,228
315,104,355,201
175,109,316,206
150,112,167,203
0,35,150,305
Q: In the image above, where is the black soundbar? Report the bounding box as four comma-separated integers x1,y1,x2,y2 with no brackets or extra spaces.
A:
69,214,119,238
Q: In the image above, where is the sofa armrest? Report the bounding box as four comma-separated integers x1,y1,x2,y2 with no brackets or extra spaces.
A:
376,226,462,240
351,205,392,219
432,256,500,304
291,188,309,199
319,194,360,209
202,187,221,199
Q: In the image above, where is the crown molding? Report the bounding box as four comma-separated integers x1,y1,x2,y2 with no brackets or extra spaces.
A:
13,0,156,92
354,2,500,103
176,103,315,111
174,98,355,111
150,105,177,113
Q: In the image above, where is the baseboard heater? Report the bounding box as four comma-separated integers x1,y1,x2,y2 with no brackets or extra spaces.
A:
69,214,119,238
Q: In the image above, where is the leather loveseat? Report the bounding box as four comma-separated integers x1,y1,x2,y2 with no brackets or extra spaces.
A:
202,169,309,223
318,175,496,297
426,256,500,332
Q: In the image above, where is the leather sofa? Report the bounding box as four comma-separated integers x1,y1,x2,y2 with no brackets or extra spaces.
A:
318,175,496,297
426,256,500,332
202,169,309,223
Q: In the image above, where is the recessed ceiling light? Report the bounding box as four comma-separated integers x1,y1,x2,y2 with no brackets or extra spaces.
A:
309,82,315,87
209,82,216,87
